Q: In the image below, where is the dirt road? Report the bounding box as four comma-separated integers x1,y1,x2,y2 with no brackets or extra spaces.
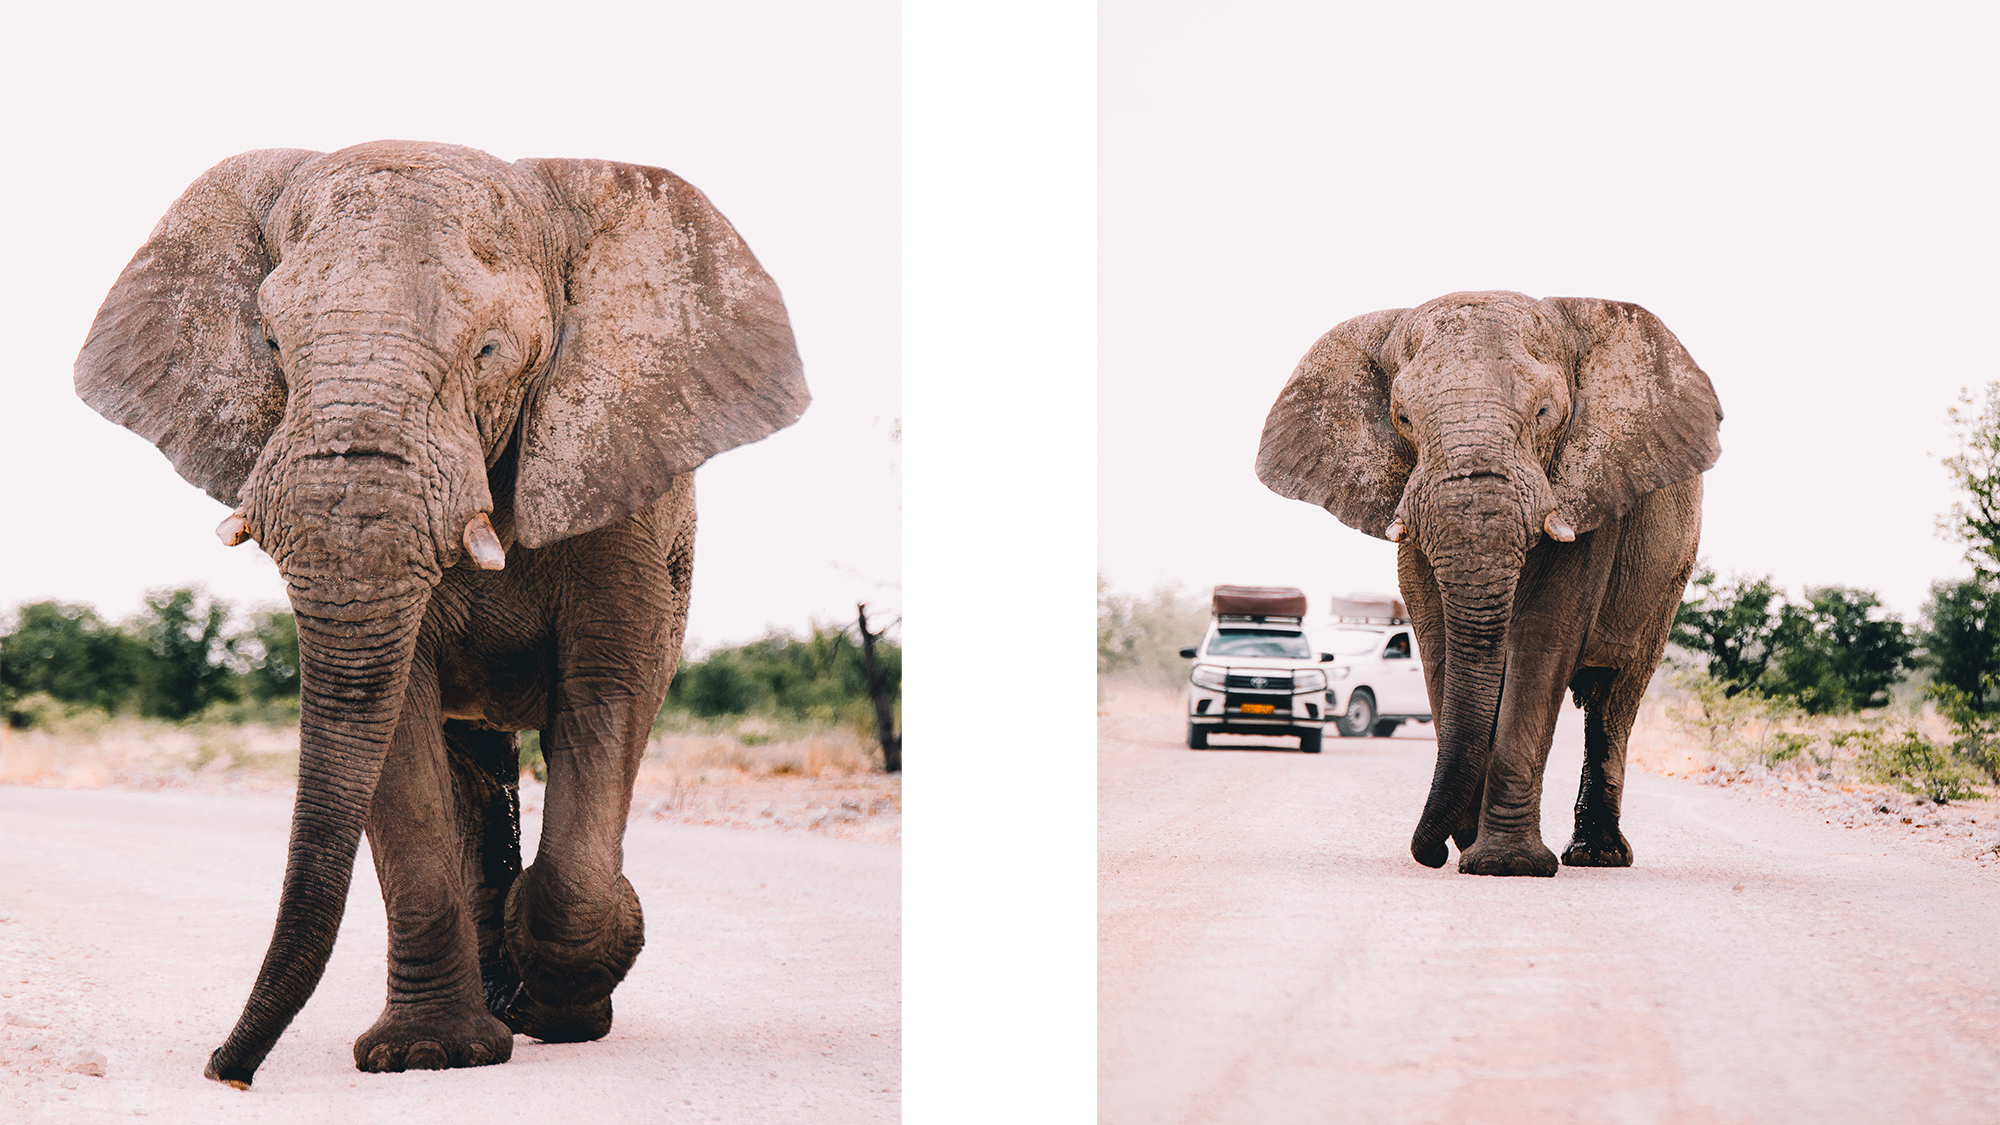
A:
1100,711,2000,1124
0,784,898,1123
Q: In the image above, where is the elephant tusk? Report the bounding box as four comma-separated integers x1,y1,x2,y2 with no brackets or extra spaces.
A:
216,511,252,547
464,513,507,570
1385,518,1405,543
1545,512,1576,542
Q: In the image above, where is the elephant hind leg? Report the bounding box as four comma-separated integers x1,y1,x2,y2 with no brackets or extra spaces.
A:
439,721,526,1017
1563,667,1636,868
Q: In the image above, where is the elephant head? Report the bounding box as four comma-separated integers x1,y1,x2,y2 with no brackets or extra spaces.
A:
1256,291,1719,867
74,141,806,1082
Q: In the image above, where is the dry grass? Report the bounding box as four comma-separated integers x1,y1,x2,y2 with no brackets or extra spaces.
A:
1625,671,1959,783
0,712,900,841
630,719,900,841
0,716,300,791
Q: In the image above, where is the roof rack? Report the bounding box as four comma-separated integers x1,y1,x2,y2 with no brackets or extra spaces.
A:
1212,585,1307,618
1329,592,1409,625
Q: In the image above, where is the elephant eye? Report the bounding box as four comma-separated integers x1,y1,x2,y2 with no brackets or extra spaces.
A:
266,337,280,353
1397,413,1411,426
478,343,498,359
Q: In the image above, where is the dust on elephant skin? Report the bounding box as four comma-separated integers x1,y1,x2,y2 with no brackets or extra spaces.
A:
74,140,808,1083
1259,290,1721,876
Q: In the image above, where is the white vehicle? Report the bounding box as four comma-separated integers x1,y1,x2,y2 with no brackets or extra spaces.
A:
1321,593,1433,738
1181,586,1333,753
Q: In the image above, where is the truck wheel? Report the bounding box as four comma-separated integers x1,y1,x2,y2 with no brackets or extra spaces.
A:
1371,719,1403,738
1298,728,1322,754
1335,690,1375,738
1187,722,1208,749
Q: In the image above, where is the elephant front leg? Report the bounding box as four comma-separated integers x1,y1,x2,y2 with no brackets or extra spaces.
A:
500,694,651,1043
1455,549,1602,878
1457,743,1561,877
1563,668,1638,867
499,495,684,1042
353,687,515,1072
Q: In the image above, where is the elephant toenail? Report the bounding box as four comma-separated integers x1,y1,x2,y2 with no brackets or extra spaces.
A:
365,1044,395,1071
405,1041,447,1069
466,1043,491,1064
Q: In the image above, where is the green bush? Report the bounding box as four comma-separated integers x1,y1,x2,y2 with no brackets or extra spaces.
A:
659,623,899,732
1839,727,1983,803
1671,570,1914,715
1760,731,1817,768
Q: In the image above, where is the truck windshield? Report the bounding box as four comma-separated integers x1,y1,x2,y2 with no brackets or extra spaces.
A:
1323,629,1384,655
1208,630,1311,658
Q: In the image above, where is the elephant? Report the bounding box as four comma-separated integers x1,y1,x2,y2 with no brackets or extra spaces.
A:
73,140,807,1084
1257,291,1721,877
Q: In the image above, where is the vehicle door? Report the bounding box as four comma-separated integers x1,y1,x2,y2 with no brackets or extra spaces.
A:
1376,629,1425,714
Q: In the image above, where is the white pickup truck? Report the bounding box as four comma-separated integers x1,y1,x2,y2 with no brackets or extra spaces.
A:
1180,585,1333,753
1320,593,1433,738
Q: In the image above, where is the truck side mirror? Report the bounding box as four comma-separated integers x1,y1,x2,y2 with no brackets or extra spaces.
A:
1179,647,1198,659
1320,653,1334,662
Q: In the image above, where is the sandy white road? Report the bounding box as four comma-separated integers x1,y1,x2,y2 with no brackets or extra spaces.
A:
0,784,898,1124
1100,711,2000,1124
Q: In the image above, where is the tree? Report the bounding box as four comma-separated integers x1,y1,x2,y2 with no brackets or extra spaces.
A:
1940,383,2000,573
1,601,146,714
132,587,239,720
1098,579,1211,692
1931,384,2000,710
1920,576,2000,710
1671,566,1781,697
236,610,302,701
857,604,900,773
1761,586,1916,714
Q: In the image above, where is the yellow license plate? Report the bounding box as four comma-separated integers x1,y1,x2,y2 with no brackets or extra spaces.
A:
1239,703,1276,714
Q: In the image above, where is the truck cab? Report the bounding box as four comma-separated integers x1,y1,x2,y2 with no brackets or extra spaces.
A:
1321,594,1433,738
1181,585,1331,753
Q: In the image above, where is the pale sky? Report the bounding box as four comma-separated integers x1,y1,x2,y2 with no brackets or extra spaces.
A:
1100,1,2000,630
0,0,898,651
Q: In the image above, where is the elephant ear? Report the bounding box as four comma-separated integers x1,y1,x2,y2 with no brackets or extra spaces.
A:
73,149,319,505
512,158,808,548
1546,297,1723,534
1256,308,1413,538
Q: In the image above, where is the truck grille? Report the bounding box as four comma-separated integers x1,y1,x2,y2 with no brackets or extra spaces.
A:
1224,673,1294,691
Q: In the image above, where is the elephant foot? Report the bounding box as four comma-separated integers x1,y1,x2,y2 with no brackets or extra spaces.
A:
1458,837,1559,877
353,1005,514,1073
501,989,615,1043
1561,831,1633,867
503,867,646,1012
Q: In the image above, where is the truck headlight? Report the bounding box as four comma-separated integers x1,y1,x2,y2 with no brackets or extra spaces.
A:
1293,668,1326,692
1190,664,1228,691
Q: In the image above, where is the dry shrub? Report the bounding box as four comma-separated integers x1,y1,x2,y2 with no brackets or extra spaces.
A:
0,715,299,789
1631,668,1972,793
1096,673,1184,718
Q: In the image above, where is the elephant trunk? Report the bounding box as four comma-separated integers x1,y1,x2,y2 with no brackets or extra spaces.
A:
205,598,428,1086
1406,466,1530,868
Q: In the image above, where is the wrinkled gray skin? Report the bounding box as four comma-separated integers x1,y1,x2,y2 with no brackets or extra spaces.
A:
1258,292,1720,877
75,141,807,1084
